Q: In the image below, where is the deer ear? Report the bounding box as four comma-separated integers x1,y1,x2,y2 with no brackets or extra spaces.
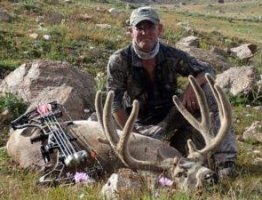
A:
187,139,197,154
173,157,179,164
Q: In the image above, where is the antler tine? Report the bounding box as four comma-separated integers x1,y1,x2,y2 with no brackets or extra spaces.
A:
199,75,232,154
205,74,224,123
173,75,212,144
188,75,212,135
117,100,139,152
173,74,232,157
117,100,170,171
103,91,170,171
95,91,104,130
103,91,119,147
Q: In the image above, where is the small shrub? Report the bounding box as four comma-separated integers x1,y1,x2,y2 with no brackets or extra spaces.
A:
229,88,262,107
229,94,249,106
21,1,42,13
0,93,27,120
0,93,27,146
94,72,107,92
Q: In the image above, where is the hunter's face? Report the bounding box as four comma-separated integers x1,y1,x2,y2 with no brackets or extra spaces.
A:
130,20,162,52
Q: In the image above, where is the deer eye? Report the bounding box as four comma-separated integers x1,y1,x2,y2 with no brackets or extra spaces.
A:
176,171,187,178
175,172,183,177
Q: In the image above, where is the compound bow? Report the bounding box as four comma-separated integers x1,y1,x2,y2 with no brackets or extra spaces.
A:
11,101,102,185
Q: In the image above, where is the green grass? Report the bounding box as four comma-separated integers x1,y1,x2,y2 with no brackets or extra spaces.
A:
0,141,261,200
0,94,27,146
233,105,262,136
1,0,261,75
0,0,262,199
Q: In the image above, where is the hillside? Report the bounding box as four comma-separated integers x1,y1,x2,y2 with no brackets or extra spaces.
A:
0,0,261,75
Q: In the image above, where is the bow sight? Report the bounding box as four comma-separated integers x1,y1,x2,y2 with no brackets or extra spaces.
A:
11,102,102,185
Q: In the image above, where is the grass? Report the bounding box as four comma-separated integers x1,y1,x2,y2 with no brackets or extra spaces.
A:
0,141,261,200
0,0,262,199
0,93,27,146
178,1,262,20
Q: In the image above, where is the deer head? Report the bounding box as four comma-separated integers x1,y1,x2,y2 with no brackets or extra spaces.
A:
96,74,232,191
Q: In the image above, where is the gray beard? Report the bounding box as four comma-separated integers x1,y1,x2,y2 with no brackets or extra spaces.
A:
132,40,159,60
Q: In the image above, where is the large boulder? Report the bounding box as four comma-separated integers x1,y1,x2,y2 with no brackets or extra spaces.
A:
0,60,96,120
175,42,232,72
215,66,260,96
230,43,257,61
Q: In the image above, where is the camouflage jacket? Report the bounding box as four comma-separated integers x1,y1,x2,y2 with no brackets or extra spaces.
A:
107,42,215,124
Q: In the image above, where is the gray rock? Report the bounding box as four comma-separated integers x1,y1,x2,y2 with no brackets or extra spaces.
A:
46,11,64,25
100,168,143,200
175,44,232,71
230,43,257,61
210,46,229,57
243,121,262,143
0,8,11,22
0,60,95,120
176,36,200,48
215,66,260,96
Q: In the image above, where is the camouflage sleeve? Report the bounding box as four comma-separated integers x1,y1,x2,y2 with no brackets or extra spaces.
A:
174,48,216,77
107,53,128,112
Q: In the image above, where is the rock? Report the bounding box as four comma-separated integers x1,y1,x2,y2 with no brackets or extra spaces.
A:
0,8,11,22
253,157,262,166
0,109,13,122
253,106,262,111
43,34,51,40
176,36,200,48
0,60,95,120
46,11,64,25
257,78,262,94
96,24,112,29
210,46,228,57
175,44,232,71
78,14,93,22
176,22,193,33
243,121,262,143
108,8,119,16
215,66,260,96
36,16,45,24
64,0,72,3
29,33,39,39
100,168,143,200
230,43,257,61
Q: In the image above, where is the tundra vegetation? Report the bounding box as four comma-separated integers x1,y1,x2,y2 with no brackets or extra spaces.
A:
0,0,261,199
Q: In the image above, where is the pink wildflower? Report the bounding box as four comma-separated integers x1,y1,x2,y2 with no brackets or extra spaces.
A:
158,175,174,187
74,172,89,183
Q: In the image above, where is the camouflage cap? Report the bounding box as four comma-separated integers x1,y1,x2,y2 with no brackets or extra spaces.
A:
130,6,160,26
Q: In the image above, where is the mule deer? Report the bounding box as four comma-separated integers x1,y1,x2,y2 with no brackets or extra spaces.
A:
96,73,232,191
6,74,232,191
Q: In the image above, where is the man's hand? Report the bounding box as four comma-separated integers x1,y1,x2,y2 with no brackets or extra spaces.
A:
182,84,199,112
182,74,208,113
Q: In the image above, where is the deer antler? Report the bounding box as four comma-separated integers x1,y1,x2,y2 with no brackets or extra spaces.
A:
172,74,232,158
97,90,172,171
95,91,104,130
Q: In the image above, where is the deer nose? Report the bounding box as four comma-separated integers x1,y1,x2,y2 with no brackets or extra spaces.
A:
204,172,219,185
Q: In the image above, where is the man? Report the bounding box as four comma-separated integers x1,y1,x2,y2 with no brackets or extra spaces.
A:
107,6,237,178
